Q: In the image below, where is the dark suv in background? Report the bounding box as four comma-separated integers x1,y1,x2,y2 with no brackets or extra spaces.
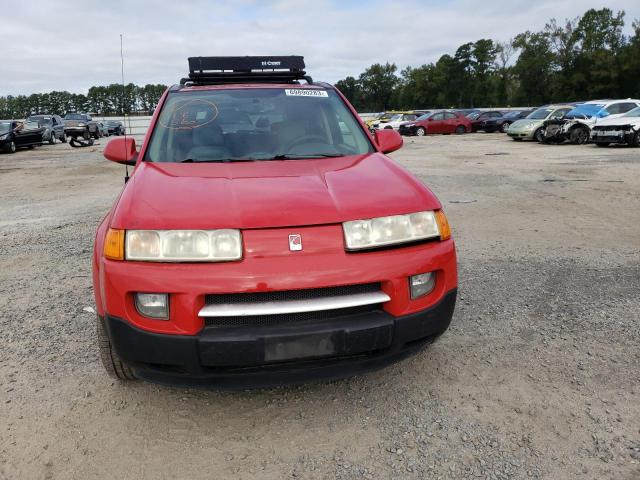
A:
64,113,100,139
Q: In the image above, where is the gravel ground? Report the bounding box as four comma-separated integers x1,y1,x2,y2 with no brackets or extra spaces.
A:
0,134,639,479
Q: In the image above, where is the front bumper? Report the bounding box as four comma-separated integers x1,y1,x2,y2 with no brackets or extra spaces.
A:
102,288,457,388
591,130,634,144
507,129,535,140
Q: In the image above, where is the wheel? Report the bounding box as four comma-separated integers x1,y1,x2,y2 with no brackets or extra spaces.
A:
455,125,466,134
6,141,16,153
48,131,56,145
501,122,511,133
93,128,100,140
96,316,136,380
533,128,544,143
570,127,589,145
60,133,67,143
415,127,426,136
630,131,640,147
595,142,610,147
83,129,91,140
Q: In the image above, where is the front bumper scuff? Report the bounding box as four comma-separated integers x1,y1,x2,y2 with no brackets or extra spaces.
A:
101,288,457,388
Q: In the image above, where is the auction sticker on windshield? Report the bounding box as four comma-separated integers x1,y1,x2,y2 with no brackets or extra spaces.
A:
285,89,328,97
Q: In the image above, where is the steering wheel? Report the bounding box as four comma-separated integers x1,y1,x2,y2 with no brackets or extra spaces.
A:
285,135,331,151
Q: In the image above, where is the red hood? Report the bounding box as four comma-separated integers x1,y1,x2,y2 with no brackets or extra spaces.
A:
110,153,441,230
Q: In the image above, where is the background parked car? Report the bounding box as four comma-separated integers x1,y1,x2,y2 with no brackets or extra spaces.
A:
483,110,535,133
457,109,481,117
105,120,124,136
507,105,574,142
0,120,45,153
590,106,640,147
97,122,109,137
399,110,471,136
372,112,421,130
64,113,100,140
27,114,66,144
467,110,507,132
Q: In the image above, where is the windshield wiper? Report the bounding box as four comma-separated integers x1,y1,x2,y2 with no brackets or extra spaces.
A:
270,153,345,160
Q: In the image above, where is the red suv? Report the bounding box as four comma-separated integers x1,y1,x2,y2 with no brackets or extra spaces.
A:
398,110,471,136
93,56,457,387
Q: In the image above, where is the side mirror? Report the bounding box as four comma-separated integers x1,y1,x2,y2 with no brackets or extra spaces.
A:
104,137,137,165
374,129,403,154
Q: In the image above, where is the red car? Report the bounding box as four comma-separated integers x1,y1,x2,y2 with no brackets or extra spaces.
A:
398,110,471,136
93,56,457,388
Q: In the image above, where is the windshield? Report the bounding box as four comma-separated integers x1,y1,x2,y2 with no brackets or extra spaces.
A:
65,113,87,121
0,122,11,134
467,112,480,119
416,113,431,121
623,107,640,117
526,108,554,120
29,116,52,125
144,88,374,163
503,111,521,119
565,104,604,119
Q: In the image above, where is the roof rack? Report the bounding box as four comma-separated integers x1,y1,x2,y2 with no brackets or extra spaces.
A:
180,56,312,86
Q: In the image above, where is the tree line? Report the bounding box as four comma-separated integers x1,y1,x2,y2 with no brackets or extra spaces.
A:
0,83,167,119
335,8,640,111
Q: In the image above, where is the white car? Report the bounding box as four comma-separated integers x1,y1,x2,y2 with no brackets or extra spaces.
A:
372,113,420,131
542,99,640,144
590,106,640,147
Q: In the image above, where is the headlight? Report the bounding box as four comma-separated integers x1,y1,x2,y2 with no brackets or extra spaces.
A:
0,134,8,140
125,229,242,262
77,122,86,127
343,210,449,251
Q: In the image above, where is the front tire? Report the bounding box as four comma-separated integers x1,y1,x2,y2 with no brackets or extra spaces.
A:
455,125,466,134
6,141,16,153
48,131,56,145
630,131,640,147
60,133,67,143
501,122,510,133
96,316,136,381
83,129,91,141
415,127,426,136
534,128,544,143
570,126,589,145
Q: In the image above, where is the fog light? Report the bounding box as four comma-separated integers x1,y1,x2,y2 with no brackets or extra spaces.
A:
410,273,435,299
135,293,169,319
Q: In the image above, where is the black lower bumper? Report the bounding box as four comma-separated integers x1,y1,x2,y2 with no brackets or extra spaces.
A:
591,132,634,144
102,289,457,388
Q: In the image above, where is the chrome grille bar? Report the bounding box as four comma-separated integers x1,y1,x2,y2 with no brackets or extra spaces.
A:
198,291,390,317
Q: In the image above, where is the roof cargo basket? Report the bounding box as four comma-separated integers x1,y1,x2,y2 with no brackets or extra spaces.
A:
181,56,312,86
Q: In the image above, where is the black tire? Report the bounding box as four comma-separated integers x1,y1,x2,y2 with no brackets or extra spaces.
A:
60,133,67,143
92,128,100,140
83,129,91,141
6,141,16,153
455,125,466,134
630,131,640,147
570,126,589,145
96,316,136,380
534,128,544,143
415,127,426,136
595,142,610,147
500,122,511,133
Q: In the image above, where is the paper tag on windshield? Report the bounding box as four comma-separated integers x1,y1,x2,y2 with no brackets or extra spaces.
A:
285,89,328,98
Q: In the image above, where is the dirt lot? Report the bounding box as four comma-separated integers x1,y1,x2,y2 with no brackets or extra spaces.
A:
1,134,639,480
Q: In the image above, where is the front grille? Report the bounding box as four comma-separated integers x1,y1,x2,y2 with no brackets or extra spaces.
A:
204,283,382,328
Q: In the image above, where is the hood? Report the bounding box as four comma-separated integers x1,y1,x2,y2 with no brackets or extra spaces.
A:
510,119,541,129
592,116,640,127
110,153,441,230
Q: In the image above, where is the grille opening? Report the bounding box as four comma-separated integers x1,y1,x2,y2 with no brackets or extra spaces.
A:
203,283,383,328
205,283,380,305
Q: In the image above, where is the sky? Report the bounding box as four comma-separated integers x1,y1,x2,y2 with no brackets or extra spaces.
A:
2,0,639,96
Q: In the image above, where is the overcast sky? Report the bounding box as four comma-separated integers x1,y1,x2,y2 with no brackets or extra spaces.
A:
3,0,639,96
